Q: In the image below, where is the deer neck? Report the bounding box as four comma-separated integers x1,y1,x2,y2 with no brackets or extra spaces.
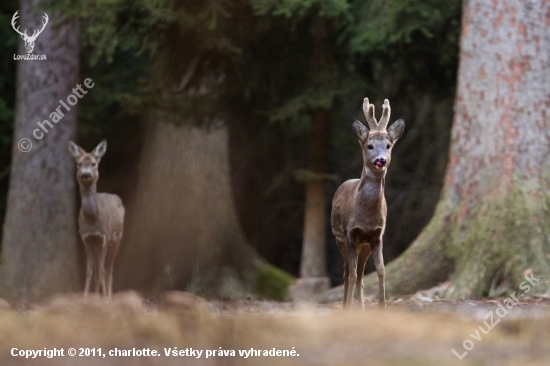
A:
79,183,99,220
358,167,385,204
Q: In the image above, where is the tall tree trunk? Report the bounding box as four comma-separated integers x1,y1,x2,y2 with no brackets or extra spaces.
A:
321,0,550,302
112,0,274,298
290,17,333,299
0,0,80,300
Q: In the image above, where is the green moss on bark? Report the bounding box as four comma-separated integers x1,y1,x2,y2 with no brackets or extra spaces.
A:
445,183,550,298
318,179,550,303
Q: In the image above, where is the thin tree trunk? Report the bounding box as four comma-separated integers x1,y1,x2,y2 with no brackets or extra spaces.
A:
321,0,550,302
290,17,333,299
0,0,80,301
300,109,329,278
299,17,332,279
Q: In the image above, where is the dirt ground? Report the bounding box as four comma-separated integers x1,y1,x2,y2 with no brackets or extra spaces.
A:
1,291,550,365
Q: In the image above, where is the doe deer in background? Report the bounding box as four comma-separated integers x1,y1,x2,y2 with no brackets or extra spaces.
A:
331,98,404,309
69,140,125,298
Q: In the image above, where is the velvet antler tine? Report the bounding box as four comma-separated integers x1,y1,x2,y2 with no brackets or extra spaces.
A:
379,99,391,130
363,97,378,130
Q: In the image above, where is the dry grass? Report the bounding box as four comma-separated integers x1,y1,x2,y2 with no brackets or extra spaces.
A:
0,291,550,365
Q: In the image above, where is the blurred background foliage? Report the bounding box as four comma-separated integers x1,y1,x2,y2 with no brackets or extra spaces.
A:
0,0,461,285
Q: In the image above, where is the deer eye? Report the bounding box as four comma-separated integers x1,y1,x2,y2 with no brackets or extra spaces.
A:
77,163,82,167
386,144,391,149
91,163,96,167
367,144,374,150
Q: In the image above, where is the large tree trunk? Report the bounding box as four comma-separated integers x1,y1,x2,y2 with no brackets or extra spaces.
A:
321,0,550,302
113,0,274,298
0,0,80,300
117,112,260,297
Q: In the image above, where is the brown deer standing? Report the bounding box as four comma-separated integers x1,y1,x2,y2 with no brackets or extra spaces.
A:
331,98,404,309
69,140,125,298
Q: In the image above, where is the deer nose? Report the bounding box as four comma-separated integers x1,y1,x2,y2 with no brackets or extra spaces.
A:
81,173,92,180
374,158,387,167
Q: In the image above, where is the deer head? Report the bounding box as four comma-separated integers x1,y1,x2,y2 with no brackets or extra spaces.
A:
11,11,48,54
353,98,405,174
69,140,107,187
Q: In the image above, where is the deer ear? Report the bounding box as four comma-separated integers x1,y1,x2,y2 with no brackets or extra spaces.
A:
353,119,368,143
68,141,85,159
388,119,405,142
92,140,107,158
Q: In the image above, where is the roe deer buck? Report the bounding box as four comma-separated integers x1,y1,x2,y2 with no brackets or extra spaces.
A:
331,98,404,309
69,140,125,298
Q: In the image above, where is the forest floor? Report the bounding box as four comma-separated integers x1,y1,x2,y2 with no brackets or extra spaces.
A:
1,290,550,365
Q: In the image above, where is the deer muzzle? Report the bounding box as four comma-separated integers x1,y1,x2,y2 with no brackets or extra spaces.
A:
374,158,387,168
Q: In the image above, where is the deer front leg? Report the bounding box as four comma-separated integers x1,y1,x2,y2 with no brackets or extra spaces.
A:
356,245,372,310
372,240,386,309
345,239,358,309
336,239,349,308
84,244,94,297
98,239,108,297
93,245,101,293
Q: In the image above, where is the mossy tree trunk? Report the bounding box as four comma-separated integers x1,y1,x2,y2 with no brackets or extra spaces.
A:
322,0,550,302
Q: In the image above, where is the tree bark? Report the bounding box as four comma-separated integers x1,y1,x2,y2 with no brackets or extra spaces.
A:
111,0,271,298
298,17,332,279
0,0,80,300
117,112,260,297
300,109,329,278
321,0,550,302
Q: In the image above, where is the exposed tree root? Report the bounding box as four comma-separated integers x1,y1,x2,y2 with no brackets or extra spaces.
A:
319,182,550,303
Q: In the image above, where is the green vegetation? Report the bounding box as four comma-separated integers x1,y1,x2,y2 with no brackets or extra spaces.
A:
254,263,296,300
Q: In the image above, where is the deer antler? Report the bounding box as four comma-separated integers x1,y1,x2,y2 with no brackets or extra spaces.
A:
11,11,27,38
378,99,391,130
362,98,391,132
362,98,378,130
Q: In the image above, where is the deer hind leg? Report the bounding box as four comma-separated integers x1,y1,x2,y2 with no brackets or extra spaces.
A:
89,244,101,294
84,244,94,297
355,245,372,310
372,240,386,309
345,237,358,310
336,239,349,308
105,240,121,299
